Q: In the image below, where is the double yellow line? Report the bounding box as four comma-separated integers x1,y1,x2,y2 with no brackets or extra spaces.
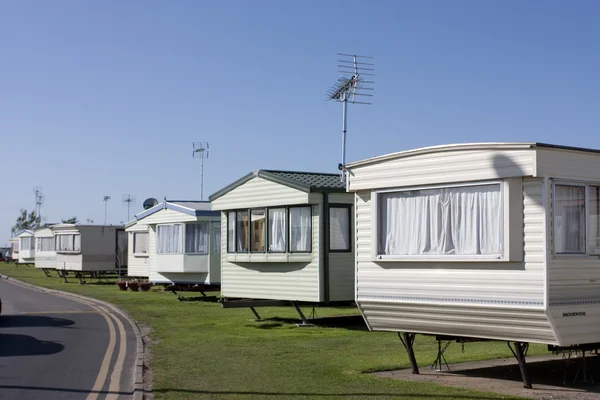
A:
37,294,129,400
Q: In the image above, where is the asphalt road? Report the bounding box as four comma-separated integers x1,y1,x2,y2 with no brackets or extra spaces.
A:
0,278,136,400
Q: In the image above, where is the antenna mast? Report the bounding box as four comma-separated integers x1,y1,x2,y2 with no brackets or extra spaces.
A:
103,196,111,225
34,187,44,220
326,53,374,182
122,194,137,221
192,142,210,201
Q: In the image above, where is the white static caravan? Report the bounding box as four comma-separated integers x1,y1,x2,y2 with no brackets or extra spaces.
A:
34,226,56,270
16,230,35,264
125,219,151,278
133,200,221,285
53,224,127,272
9,236,19,262
346,142,600,386
210,169,355,314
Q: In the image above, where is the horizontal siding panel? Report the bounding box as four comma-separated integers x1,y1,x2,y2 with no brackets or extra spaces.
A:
328,253,354,302
538,149,600,181
141,209,198,225
348,149,535,191
212,177,310,210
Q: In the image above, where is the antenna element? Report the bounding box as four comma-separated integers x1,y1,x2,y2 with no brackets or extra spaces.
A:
326,53,374,182
122,194,137,221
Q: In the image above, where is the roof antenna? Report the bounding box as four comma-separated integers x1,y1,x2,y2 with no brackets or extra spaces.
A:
193,142,210,201
122,194,137,221
327,53,374,182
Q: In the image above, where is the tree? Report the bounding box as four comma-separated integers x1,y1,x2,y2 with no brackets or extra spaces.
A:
11,209,41,235
61,217,79,224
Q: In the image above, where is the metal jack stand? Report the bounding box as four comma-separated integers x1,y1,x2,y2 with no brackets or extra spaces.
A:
291,302,314,327
573,350,594,384
430,340,452,372
508,341,531,389
399,332,419,374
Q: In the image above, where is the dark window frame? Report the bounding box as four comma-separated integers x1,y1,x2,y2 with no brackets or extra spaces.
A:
288,205,313,254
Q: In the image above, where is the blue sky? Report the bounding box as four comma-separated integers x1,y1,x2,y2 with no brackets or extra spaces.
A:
2,0,600,245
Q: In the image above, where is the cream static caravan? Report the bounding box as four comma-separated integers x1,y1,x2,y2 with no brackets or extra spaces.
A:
125,219,151,279
34,225,57,271
210,169,355,321
345,142,600,387
16,230,35,264
133,200,221,286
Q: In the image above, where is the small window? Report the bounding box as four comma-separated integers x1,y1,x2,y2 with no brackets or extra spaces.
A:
36,237,55,252
251,209,266,252
212,224,221,253
268,208,287,252
227,212,236,253
21,237,32,251
554,184,586,254
289,206,311,252
378,183,503,256
56,234,81,252
236,211,249,252
133,232,149,254
329,206,351,251
185,223,209,254
157,224,182,254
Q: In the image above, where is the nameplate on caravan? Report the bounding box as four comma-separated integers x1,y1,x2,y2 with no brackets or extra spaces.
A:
562,311,586,317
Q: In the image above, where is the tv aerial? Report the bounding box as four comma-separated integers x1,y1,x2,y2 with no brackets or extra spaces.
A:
103,196,111,225
192,142,209,201
34,187,44,219
122,194,137,221
326,53,374,182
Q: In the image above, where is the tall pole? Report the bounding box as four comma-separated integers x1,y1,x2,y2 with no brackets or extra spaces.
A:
201,155,205,201
341,94,348,183
103,196,111,225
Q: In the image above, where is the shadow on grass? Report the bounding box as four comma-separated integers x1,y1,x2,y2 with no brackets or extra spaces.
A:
151,388,503,399
177,295,220,303
249,315,368,331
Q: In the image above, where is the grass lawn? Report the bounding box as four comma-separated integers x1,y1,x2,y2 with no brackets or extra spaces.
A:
0,263,542,400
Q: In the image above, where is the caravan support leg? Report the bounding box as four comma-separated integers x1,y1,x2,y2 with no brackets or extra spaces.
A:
249,307,261,320
509,342,531,388
399,332,419,374
290,301,313,326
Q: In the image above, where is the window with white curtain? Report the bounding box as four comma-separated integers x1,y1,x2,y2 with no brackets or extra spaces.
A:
157,224,182,254
56,234,81,252
553,183,599,255
290,206,312,252
589,186,600,254
20,237,33,250
185,223,209,254
12,241,19,251
227,212,235,253
268,208,286,252
133,232,149,254
378,183,503,257
36,237,55,252
329,206,351,251
212,224,221,253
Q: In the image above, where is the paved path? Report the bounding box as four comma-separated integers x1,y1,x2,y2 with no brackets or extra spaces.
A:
0,278,137,400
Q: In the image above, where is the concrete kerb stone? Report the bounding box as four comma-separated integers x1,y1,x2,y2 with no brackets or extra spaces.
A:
0,274,147,400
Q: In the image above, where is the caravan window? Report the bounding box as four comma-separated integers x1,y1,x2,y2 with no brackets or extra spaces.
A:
226,206,312,253
36,237,55,252
329,206,351,252
185,223,209,254
377,183,503,257
20,237,33,251
289,206,312,253
157,224,182,254
133,232,149,254
212,224,221,253
56,234,81,252
250,209,266,252
553,183,600,255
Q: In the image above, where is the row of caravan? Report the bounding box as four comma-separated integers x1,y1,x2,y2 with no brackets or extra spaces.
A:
10,142,600,350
